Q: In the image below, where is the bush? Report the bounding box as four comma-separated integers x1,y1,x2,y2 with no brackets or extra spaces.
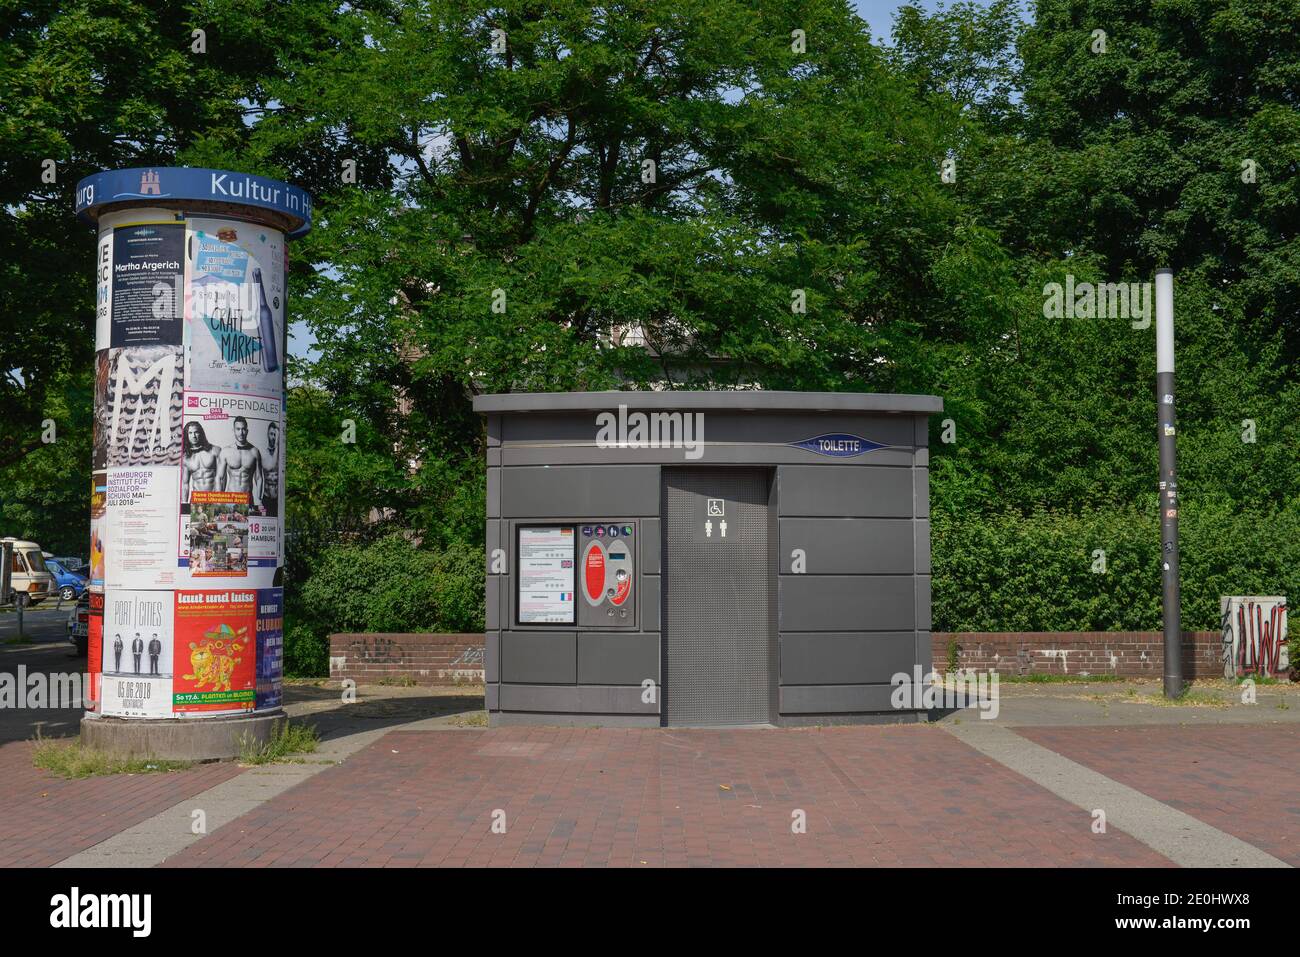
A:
933,500,1300,632
283,535,485,677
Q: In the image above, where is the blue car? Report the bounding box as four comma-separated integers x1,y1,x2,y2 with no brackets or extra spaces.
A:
44,558,88,602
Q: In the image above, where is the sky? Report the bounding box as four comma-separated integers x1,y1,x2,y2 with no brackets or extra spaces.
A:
286,0,971,363
852,0,945,43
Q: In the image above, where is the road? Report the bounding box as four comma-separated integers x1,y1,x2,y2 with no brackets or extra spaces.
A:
0,604,86,743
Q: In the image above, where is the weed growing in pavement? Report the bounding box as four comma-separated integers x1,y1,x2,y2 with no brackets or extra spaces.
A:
32,730,192,778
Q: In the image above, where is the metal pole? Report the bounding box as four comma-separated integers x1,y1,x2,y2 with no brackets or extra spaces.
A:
1155,269,1182,698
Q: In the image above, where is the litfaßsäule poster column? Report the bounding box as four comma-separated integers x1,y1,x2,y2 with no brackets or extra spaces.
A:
75,168,310,757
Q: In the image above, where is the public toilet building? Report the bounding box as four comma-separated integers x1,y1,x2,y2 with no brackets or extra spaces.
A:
475,391,942,727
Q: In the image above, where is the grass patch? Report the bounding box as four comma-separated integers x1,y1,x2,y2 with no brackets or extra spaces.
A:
4,635,34,645
1148,688,1230,709
32,732,192,779
450,711,488,728
238,719,320,765
999,673,1129,684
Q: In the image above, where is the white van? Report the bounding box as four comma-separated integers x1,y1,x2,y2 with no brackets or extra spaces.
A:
3,538,56,607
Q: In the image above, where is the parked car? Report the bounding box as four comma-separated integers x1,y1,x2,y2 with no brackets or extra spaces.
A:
67,592,91,656
44,557,89,602
49,556,88,574
3,538,56,607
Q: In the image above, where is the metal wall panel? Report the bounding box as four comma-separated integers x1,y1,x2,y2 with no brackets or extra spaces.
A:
578,632,660,685
500,411,916,448
501,631,576,684
780,632,918,685
501,465,660,517
498,684,660,714
639,518,661,574
485,632,499,683
501,446,915,468
485,576,501,630
914,519,931,574
915,574,933,630
663,468,774,725
778,518,914,575
779,684,901,714
778,575,916,631
777,466,913,517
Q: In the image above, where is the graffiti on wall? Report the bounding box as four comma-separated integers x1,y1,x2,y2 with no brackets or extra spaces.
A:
1220,596,1289,678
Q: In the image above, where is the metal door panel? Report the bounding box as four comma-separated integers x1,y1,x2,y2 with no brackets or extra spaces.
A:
662,468,773,726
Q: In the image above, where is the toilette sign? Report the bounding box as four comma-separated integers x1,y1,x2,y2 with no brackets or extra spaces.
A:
789,433,884,457
518,526,575,624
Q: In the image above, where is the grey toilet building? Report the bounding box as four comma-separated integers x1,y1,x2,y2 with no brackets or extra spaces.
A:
474,391,942,727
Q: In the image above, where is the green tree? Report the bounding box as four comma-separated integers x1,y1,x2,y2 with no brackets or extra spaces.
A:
0,0,383,548
200,0,1013,551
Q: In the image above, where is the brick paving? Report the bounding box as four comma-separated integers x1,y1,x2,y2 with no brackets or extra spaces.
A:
163,726,1170,867
1013,724,1300,866
0,739,243,867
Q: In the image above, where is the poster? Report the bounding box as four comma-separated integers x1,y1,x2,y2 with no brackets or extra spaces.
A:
517,526,575,624
104,467,179,589
256,588,283,710
173,589,256,714
94,230,112,351
89,472,107,590
179,391,283,586
101,588,174,718
110,222,184,348
86,591,104,713
186,491,250,578
185,217,285,395
100,676,172,719
95,346,183,467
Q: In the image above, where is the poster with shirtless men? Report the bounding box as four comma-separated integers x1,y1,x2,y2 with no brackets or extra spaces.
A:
178,391,284,588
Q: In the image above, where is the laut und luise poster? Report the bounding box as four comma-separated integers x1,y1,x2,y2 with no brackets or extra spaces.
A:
185,217,285,395
180,391,283,587
173,590,256,714
256,588,284,710
101,589,174,718
104,467,179,588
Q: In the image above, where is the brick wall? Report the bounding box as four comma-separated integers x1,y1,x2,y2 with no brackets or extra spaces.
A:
931,631,1230,678
329,630,1249,685
329,633,485,686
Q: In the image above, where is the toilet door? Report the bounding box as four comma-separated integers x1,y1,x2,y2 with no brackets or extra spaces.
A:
661,468,774,726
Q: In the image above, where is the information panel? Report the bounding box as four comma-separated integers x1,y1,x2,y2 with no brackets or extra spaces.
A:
517,526,575,624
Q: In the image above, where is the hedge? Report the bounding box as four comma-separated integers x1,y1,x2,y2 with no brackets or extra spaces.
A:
933,500,1299,633
284,535,483,676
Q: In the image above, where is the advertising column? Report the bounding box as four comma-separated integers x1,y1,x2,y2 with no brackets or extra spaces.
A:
77,168,309,730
